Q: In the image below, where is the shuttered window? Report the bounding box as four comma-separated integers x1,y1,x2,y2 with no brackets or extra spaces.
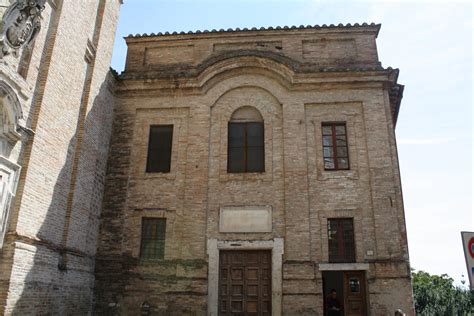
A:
146,125,173,173
228,122,264,173
140,218,166,260
328,218,355,263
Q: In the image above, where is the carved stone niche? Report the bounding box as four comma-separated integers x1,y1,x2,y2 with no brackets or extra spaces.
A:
0,80,23,248
0,81,22,157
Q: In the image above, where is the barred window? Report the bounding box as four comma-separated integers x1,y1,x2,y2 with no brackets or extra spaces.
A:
328,218,355,263
146,125,173,173
322,123,349,170
140,218,166,260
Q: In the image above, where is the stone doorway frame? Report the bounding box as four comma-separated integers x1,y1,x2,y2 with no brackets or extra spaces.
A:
207,238,284,316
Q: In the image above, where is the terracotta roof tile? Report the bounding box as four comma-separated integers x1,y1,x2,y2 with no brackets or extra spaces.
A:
126,22,380,38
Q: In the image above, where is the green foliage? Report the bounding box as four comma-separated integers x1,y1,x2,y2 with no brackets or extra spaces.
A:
412,269,473,315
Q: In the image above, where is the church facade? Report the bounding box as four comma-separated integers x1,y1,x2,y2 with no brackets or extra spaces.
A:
94,23,413,315
0,1,413,315
0,0,121,314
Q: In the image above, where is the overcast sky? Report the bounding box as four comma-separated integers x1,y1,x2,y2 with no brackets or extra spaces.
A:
111,0,473,285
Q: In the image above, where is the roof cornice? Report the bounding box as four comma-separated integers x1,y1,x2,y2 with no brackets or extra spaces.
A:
125,22,381,42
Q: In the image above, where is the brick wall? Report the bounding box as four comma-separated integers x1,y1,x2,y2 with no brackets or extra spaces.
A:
96,25,414,315
0,0,121,314
123,25,381,73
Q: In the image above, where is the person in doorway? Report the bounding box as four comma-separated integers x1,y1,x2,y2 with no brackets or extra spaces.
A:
325,289,343,316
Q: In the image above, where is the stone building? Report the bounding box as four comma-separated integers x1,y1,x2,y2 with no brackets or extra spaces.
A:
95,23,413,315
0,1,413,315
0,0,121,314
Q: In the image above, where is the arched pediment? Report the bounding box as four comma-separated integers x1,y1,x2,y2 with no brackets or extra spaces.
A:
0,81,23,122
230,106,264,122
196,51,296,92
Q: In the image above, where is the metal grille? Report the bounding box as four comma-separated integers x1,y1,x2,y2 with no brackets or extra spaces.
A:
140,218,166,260
328,218,355,263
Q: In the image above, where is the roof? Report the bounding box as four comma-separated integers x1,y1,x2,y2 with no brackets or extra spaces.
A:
126,22,381,39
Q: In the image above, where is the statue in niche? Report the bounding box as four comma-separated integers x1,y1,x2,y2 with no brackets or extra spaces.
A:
0,0,45,57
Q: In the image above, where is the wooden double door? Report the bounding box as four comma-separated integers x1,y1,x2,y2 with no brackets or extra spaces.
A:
218,250,271,316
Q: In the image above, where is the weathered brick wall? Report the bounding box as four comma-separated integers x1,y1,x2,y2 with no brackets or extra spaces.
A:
0,0,121,314
124,25,381,73
96,25,414,315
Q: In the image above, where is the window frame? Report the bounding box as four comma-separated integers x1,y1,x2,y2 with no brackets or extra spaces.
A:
321,122,350,171
327,218,356,263
140,217,166,260
145,124,173,173
227,121,265,173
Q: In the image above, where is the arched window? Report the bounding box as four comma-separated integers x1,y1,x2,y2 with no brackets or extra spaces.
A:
228,106,264,173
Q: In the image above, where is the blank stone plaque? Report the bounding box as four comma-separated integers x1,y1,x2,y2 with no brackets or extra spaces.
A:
219,206,272,233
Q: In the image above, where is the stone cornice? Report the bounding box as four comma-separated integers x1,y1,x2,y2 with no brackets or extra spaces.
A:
114,51,396,96
119,49,384,81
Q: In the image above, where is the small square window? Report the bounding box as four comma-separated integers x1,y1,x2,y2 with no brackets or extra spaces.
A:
322,123,350,170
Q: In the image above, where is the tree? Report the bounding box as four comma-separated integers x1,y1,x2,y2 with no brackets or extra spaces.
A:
412,269,473,315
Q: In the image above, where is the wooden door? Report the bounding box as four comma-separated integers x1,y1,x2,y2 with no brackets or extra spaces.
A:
343,271,367,316
218,250,271,316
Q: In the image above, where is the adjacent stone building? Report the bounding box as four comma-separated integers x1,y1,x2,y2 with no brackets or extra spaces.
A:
0,0,413,315
0,0,121,314
95,23,413,315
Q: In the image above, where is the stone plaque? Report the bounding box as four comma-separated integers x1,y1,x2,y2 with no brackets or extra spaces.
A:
219,206,272,233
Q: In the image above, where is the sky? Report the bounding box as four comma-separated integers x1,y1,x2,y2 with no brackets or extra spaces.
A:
111,0,473,285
